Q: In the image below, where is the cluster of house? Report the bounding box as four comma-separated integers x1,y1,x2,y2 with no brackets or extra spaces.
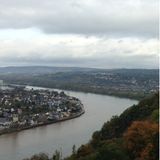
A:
0,87,83,130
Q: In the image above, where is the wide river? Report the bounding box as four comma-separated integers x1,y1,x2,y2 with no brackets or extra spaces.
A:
0,86,138,160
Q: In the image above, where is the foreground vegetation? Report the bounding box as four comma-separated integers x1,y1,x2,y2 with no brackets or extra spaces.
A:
23,92,159,160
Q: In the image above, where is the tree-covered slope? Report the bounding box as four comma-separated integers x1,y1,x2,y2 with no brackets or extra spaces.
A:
65,92,159,160
0,68,158,99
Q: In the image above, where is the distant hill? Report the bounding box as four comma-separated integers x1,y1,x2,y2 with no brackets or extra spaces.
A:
0,66,98,74
0,67,158,100
0,66,158,75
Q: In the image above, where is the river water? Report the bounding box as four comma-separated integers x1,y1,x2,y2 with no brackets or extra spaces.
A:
0,87,137,160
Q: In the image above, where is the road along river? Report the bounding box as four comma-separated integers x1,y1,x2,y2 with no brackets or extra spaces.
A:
0,86,138,160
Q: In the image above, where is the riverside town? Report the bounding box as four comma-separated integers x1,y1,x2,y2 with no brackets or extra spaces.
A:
0,84,84,135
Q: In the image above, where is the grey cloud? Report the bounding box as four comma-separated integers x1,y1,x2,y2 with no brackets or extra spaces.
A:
0,0,158,38
0,51,158,69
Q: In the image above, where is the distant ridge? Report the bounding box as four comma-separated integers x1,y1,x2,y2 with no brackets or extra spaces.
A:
0,66,158,74
0,66,98,74
0,66,158,100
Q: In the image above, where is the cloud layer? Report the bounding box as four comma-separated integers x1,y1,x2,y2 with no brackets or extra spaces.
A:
0,35,158,68
0,0,158,68
0,0,158,38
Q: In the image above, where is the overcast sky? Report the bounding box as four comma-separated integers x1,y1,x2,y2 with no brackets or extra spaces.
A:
0,0,159,68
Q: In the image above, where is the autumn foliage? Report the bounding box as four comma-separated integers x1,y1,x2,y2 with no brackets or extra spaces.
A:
124,121,159,160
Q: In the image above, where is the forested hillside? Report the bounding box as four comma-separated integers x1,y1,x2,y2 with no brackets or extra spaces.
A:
24,92,159,160
0,68,158,100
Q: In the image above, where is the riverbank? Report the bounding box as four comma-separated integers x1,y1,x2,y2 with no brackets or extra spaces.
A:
0,108,85,136
0,87,85,136
10,84,143,100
